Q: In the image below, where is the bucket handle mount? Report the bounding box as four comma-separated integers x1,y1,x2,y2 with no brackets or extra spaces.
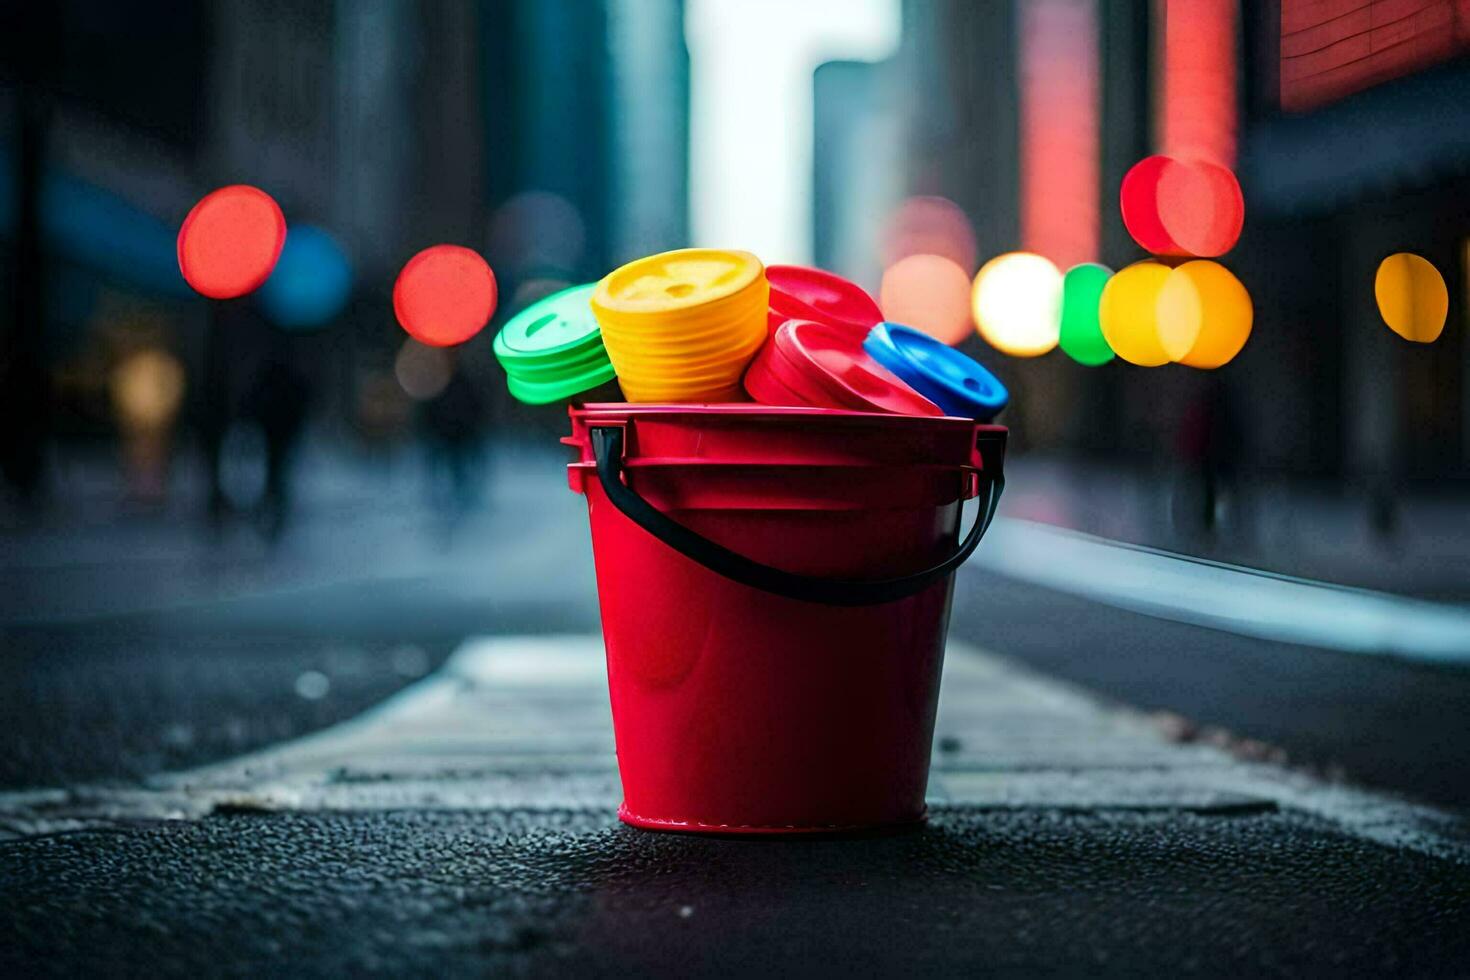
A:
590,425,1004,607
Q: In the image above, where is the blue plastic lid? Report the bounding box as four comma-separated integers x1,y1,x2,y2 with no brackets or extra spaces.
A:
863,322,1009,421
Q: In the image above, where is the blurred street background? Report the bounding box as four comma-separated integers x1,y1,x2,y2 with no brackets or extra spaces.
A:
3,1,1470,974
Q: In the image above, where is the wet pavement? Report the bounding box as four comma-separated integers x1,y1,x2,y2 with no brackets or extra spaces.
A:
0,626,455,788
3,635,1468,975
4,443,1470,974
7,808,1469,977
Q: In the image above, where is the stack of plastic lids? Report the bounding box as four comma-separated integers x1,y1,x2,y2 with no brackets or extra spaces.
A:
592,248,768,403
493,283,616,404
864,322,1009,421
766,265,884,337
745,319,942,416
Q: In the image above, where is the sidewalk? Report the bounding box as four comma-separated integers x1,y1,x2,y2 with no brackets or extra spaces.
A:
7,443,1466,620
3,636,1467,975
1006,454,1470,601
0,439,595,627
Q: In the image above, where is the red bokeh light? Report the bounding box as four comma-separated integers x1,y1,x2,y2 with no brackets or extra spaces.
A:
1120,156,1178,254
1158,159,1243,257
1160,0,1237,167
176,185,287,300
1120,155,1243,258
880,196,978,273
393,245,499,347
1020,0,1101,269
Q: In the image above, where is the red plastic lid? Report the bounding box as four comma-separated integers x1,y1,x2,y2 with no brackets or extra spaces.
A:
749,332,848,408
743,341,814,407
766,266,884,336
776,320,942,417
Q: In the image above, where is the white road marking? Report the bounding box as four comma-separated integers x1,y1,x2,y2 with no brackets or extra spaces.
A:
976,518,1470,663
2,634,1466,864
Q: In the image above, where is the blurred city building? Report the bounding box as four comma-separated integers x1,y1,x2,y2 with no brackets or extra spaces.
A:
2,0,1468,510
871,0,1470,491
0,0,691,506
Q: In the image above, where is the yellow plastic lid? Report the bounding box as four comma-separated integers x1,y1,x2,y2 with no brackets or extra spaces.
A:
612,319,763,358
593,249,763,318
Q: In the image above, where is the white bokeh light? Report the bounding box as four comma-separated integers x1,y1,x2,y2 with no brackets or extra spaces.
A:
971,252,1063,357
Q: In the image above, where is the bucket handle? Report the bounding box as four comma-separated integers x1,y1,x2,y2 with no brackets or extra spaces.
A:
590,425,1005,607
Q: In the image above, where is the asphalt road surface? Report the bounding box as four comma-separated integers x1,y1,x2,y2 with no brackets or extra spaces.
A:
5,532,1467,810
4,445,1469,974
7,807,1467,976
3,445,1469,806
4,634,1468,975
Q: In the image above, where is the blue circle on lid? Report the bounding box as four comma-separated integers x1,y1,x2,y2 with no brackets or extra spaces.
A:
863,322,1009,421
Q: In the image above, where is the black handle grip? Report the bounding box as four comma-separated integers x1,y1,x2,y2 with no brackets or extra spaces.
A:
590,425,1004,607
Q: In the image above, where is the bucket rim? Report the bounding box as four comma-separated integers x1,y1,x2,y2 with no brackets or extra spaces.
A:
570,401,985,429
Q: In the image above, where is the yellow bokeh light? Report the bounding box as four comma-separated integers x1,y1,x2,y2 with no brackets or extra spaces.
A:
1375,252,1447,343
1157,260,1253,368
111,348,186,433
970,252,1062,357
1097,260,1173,366
879,253,974,345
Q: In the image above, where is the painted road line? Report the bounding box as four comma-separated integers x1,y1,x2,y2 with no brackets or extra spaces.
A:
3,634,1467,865
975,517,1470,664
170,634,618,790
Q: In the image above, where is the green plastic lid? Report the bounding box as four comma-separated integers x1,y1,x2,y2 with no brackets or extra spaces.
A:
507,360,618,405
494,283,617,403
507,342,611,383
494,283,603,362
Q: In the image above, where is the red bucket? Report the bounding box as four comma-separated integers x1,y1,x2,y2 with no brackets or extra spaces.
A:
565,404,1006,833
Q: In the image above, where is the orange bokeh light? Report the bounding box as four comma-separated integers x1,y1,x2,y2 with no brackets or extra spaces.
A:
393,245,499,348
880,253,974,346
1157,259,1253,368
1375,252,1449,344
176,185,286,300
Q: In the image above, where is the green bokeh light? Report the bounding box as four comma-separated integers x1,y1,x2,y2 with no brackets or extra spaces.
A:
1059,263,1115,366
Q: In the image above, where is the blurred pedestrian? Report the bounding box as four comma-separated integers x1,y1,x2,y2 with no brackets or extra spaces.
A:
1176,376,1242,537
421,357,488,525
242,353,310,539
